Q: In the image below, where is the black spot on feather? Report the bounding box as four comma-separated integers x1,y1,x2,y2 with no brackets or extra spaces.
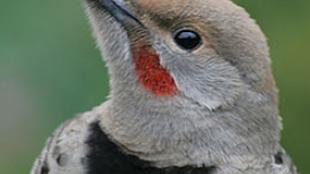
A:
274,152,284,165
40,162,49,174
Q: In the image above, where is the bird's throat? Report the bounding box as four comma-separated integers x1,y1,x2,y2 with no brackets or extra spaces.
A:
133,46,177,96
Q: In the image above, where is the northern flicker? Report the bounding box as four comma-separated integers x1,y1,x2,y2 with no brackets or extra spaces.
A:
31,0,298,173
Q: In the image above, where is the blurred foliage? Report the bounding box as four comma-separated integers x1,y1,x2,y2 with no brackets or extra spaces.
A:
0,0,309,173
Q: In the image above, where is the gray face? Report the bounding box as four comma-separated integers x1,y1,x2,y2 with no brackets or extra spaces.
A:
85,0,276,110
84,0,282,168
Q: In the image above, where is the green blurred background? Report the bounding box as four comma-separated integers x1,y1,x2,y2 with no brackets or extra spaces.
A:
0,0,309,173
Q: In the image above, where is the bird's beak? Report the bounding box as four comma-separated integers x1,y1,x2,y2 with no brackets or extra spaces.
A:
95,0,145,30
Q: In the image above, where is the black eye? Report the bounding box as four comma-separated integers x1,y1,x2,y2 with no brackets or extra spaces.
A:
173,29,202,51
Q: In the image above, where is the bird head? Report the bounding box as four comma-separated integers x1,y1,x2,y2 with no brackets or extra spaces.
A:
85,0,277,111
84,0,282,167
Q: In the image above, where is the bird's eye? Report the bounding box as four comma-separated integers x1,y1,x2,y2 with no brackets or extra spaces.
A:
173,29,202,51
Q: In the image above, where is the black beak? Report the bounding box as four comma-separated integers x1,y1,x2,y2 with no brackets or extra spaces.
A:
92,0,144,29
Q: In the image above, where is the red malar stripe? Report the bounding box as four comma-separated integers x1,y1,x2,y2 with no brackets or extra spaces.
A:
133,46,177,96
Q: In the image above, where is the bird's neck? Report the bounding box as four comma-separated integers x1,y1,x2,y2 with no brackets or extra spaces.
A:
99,81,281,167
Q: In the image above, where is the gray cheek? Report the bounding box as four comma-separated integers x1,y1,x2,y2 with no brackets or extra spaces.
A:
159,50,244,110
152,35,244,110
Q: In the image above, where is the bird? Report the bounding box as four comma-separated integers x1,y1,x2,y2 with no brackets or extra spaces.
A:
31,0,298,174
